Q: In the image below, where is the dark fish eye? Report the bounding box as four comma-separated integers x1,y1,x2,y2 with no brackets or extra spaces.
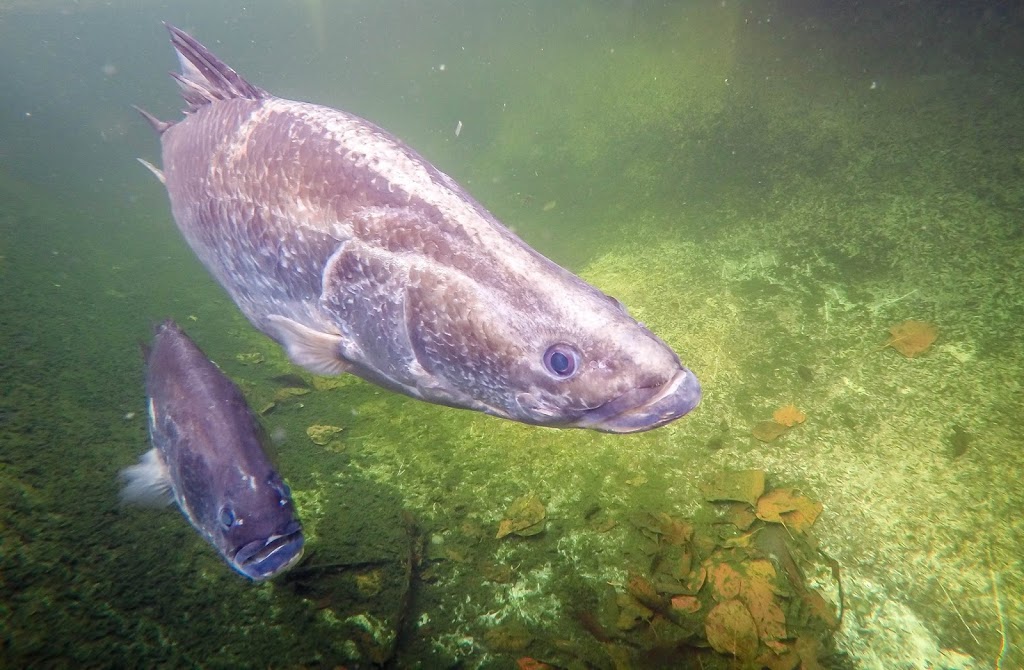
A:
219,506,236,528
269,476,291,506
543,344,579,378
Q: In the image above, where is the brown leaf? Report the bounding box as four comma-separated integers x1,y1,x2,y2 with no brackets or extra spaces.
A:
756,489,822,532
707,561,744,600
722,502,758,530
703,470,766,506
496,494,546,538
752,421,788,442
670,594,701,613
885,320,938,358
658,513,694,545
772,404,806,427
740,559,787,650
794,636,825,670
705,599,759,660
757,645,801,670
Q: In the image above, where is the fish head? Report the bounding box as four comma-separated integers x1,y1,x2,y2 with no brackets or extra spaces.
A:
502,295,701,432
405,271,701,432
205,469,305,581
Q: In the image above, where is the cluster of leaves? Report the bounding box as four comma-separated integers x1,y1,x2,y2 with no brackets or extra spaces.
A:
571,471,840,669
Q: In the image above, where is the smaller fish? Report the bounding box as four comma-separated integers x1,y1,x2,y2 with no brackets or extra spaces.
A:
120,320,304,581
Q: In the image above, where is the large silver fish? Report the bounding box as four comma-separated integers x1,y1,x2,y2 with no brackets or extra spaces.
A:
120,320,304,581
137,25,700,433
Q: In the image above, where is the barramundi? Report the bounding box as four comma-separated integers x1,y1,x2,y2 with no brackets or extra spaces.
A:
137,25,700,432
120,320,304,581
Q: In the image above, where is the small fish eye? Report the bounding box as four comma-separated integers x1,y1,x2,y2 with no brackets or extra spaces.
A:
219,507,235,528
543,344,579,378
269,476,291,505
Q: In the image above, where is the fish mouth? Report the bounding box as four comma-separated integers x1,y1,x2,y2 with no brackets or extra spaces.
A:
577,366,701,433
234,521,305,581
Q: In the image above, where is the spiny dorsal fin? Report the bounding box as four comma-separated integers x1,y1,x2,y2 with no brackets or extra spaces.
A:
165,23,266,113
132,105,172,135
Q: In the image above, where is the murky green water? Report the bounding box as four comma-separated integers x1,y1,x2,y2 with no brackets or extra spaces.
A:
2,1,1022,668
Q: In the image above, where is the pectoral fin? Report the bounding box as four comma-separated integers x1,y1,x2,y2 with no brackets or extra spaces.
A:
265,315,352,376
119,448,174,507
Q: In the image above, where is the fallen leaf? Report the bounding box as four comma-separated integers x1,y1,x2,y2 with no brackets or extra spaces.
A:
485,623,533,652
615,592,653,630
757,645,801,670
772,404,806,427
803,589,840,630
705,599,759,660
756,488,822,532
655,512,694,545
671,594,701,613
626,574,668,612
685,565,707,593
703,470,766,506
794,636,825,670
707,561,744,600
740,559,787,651
496,494,546,538
306,424,343,446
752,421,788,442
885,320,938,358
721,502,758,530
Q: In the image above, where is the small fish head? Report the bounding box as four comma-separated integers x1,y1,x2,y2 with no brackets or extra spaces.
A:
208,470,305,581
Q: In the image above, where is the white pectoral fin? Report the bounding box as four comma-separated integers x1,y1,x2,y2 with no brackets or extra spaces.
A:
265,314,352,376
119,448,174,507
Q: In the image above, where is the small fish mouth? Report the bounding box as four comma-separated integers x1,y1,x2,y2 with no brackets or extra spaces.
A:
578,366,701,433
234,521,305,581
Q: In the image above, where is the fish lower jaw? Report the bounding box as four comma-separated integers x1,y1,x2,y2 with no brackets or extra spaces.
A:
578,366,702,433
233,529,305,580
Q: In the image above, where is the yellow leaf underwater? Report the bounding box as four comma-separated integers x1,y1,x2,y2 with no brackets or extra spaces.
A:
756,488,822,532
885,320,938,358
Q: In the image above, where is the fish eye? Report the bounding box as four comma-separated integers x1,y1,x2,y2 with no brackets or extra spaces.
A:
543,344,579,378
268,476,291,506
219,506,236,528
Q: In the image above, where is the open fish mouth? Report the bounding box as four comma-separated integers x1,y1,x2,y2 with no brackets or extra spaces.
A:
234,522,305,580
577,367,702,433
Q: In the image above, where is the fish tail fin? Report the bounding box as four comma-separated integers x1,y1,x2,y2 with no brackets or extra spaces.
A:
119,448,174,507
165,23,266,112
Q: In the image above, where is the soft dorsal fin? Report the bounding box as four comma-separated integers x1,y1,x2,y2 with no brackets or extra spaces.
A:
165,23,267,113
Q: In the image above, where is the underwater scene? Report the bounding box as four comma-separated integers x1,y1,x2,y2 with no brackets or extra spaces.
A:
1,1,1022,668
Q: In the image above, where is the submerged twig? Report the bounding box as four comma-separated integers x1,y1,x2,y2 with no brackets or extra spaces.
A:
988,546,1007,670
938,581,981,646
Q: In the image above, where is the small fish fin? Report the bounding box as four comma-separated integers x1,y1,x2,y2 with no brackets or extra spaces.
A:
136,158,165,184
132,104,172,135
119,448,174,507
265,315,352,376
165,23,266,113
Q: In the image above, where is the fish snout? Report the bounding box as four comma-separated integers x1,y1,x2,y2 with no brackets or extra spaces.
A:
580,366,701,433
233,520,305,581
